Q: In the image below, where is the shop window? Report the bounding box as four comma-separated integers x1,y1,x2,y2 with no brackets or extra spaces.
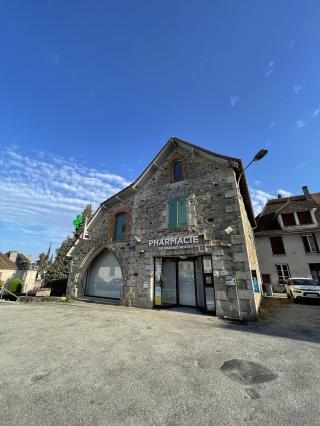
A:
270,236,286,255
168,196,187,229
114,212,127,241
302,234,319,253
85,249,122,299
172,161,184,182
276,264,290,283
297,211,313,225
282,213,296,226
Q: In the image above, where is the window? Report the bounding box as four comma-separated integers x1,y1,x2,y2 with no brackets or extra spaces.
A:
168,196,187,229
302,234,319,253
172,161,183,182
276,264,290,282
270,236,286,255
261,274,271,284
297,211,313,225
282,213,296,226
114,213,127,241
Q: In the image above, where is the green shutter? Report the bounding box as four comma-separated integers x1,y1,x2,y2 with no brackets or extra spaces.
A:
168,198,177,229
177,197,187,227
114,213,127,240
168,197,187,229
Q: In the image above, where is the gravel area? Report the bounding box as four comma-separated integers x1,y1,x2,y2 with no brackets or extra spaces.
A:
1,298,319,425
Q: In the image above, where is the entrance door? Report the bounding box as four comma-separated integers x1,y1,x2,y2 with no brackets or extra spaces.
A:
162,259,177,305
309,263,320,283
178,260,196,306
85,249,122,299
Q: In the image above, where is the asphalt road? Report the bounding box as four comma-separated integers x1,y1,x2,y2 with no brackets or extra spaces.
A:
1,297,320,426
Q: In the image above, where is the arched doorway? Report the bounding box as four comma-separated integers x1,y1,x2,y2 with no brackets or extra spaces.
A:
85,249,123,299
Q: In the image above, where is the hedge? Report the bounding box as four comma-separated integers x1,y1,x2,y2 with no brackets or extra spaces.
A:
7,279,23,294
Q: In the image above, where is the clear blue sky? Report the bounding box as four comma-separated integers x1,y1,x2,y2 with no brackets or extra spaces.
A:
0,1,319,259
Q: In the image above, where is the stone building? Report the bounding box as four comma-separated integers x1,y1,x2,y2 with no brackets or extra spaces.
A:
67,137,262,320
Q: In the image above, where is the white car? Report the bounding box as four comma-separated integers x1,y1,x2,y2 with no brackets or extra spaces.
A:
285,278,320,301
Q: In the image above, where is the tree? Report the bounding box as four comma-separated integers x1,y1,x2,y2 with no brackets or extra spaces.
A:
36,253,47,277
45,237,74,282
46,204,93,283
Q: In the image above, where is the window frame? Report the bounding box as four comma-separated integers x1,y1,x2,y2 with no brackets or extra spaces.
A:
297,211,313,225
281,213,296,226
275,264,290,282
172,160,184,182
113,212,128,241
270,236,286,255
302,234,319,254
168,196,188,229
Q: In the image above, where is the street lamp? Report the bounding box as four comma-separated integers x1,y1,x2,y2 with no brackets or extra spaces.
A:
237,149,268,187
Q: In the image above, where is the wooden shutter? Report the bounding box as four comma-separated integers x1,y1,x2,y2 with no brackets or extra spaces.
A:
177,197,187,227
302,235,311,252
282,213,296,226
270,236,285,255
168,198,177,229
297,211,313,225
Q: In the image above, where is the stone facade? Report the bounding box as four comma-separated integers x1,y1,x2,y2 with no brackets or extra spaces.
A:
67,138,261,320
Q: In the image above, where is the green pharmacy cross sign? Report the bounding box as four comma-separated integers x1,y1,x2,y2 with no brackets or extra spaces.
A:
73,214,85,231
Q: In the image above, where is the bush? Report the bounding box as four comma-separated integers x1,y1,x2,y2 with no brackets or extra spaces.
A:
7,279,23,294
0,280,3,288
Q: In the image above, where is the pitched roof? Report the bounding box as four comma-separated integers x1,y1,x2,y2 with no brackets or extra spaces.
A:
0,253,17,270
100,137,255,225
67,137,256,257
255,192,320,236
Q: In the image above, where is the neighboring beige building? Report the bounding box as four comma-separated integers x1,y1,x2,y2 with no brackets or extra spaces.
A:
255,186,320,291
0,251,38,293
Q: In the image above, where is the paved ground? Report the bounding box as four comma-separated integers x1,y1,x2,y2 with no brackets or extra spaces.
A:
1,297,320,426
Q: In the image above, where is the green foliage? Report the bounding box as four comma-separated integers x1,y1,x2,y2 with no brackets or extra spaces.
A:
0,280,3,288
7,279,23,294
46,204,93,283
45,237,74,282
36,253,47,276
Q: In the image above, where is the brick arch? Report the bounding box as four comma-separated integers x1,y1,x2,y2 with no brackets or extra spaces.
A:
73,243,125,298
167,156,188,183
107,208,131,242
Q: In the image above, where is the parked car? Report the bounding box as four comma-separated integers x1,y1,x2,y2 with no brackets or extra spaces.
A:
285,278,320,301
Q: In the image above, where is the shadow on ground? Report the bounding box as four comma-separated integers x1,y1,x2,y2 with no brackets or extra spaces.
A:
210,296,320,345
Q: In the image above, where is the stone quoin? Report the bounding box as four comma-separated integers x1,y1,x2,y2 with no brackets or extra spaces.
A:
67,137,262,320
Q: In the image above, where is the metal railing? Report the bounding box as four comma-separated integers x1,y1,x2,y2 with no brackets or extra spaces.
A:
0,287,18,300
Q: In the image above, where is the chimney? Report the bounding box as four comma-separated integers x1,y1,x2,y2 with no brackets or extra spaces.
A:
7,251,18,263
302,186,309,196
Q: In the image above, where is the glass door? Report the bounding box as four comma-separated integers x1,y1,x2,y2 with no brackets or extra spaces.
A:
178,260,196,306
203,256,215,313
162,259,177,305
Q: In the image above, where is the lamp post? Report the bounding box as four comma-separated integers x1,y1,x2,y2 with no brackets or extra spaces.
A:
237,149,268,188
233,148,268,322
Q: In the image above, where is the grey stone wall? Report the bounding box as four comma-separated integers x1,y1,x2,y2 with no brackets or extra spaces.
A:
67,145,260,320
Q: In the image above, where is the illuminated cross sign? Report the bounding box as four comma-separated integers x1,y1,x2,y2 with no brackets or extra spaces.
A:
73,214,85,230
